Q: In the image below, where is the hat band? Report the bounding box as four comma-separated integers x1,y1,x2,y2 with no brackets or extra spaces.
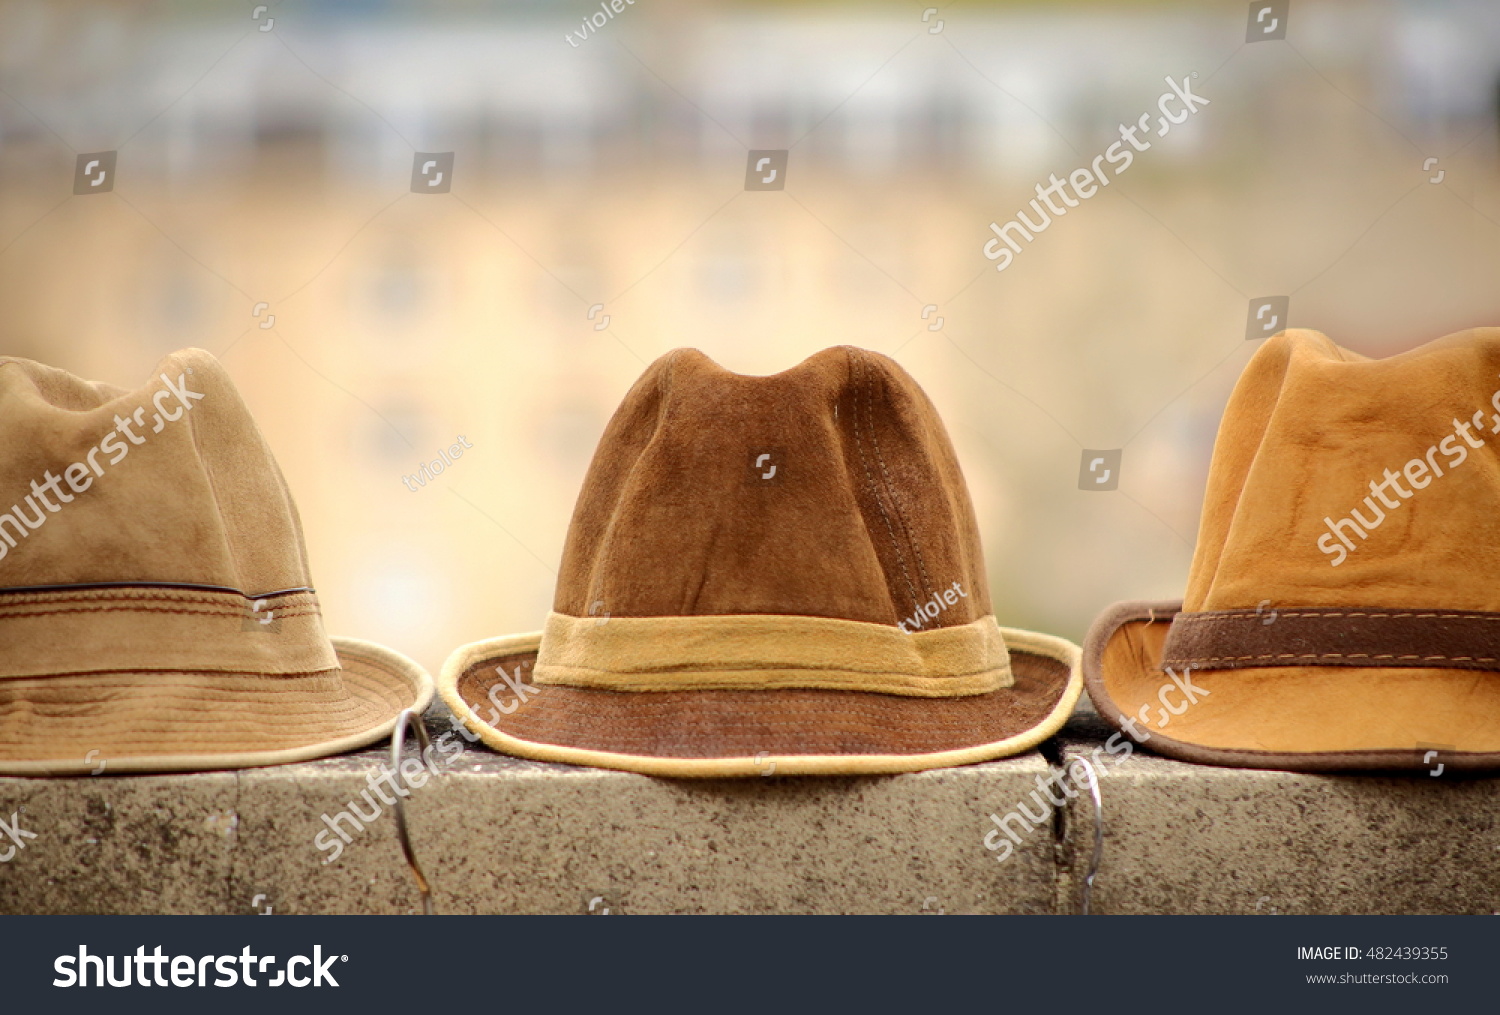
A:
533,611,1013,697
0,583,340,678
1161,607,1500,672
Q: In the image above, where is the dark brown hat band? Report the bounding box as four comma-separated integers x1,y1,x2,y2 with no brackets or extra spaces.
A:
1160,607,1500,672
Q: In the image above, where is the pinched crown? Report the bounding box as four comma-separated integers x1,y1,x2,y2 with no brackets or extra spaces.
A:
554,346,994,629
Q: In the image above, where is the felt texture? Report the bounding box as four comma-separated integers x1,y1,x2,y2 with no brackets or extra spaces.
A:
1084,328,1500,770
439,345,1083,776
553,346,993,627
0,349,432,774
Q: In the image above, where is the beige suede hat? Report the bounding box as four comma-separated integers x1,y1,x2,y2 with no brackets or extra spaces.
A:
440,346,1083,777
0,348,433,775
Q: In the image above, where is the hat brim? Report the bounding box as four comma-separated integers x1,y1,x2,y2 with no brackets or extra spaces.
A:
0,636,433,775
439,626,1082,777
1083,600,1500,772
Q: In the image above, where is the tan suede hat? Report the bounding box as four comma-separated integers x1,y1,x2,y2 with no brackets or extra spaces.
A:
441,346,1083,777
0,348,432,775
1085,327,1500,772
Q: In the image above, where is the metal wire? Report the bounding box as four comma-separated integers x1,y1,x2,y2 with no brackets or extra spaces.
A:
1075,756,1104,916
389,708,437,915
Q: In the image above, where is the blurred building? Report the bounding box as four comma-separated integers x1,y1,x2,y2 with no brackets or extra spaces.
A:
1,0,1498,676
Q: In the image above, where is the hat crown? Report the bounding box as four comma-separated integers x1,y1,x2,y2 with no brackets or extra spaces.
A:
1187,328,1500,613
0,351,432,773
555,346,992,628
0,348,312,592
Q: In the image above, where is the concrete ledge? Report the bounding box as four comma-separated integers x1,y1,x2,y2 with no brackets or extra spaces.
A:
2,703,1496,915
0,704,1056,915
1054,710,1500,915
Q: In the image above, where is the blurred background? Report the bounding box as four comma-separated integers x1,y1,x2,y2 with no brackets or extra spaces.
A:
1,0,1498,678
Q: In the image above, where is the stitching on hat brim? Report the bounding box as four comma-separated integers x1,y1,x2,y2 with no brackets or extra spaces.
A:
0,636,433,775
1081,600,1500,771
437,627,1083,777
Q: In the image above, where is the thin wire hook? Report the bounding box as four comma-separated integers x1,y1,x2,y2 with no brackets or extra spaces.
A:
1075,756,1104,916
390,708,437,915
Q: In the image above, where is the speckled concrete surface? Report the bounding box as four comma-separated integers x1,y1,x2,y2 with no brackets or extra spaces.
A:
5,700,1496,915
0,703,1055,915
0,771,241,915
1053,706,1500,915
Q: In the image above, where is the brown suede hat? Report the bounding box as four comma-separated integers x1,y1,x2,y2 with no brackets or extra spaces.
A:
441,346,1082,777
0,348,432,775
1085,327,1500,772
